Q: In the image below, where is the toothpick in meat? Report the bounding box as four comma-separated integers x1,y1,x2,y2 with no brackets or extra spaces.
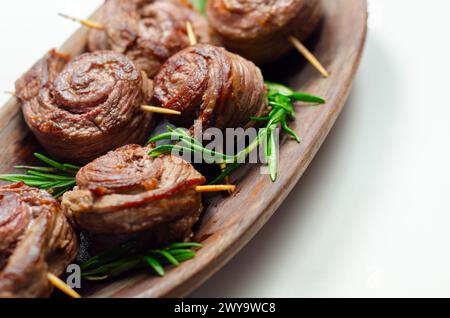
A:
288,35,329,78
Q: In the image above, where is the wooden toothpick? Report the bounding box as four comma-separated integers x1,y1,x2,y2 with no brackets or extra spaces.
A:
186,21,197,46
288,35,329,78
47,273,81,298
141,105,181,116
58,13,104,30
195,185,236,193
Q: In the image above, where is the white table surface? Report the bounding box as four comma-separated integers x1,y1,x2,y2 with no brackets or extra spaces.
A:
2,0,450,298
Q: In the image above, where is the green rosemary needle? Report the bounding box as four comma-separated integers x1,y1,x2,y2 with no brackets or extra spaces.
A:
148,81,325,182
0,153,79,198
81,241,203,281
190,0,207,14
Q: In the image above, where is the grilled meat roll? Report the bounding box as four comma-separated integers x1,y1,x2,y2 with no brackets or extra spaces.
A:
62,145,206,245
0,183,78,298
88,0,212,77
153,44,268,131
207,0,322,64
15,50,154,164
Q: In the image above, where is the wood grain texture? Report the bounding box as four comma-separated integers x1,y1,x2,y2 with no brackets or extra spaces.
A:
0,0,368,298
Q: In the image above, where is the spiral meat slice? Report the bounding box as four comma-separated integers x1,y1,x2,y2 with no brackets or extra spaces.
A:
15,50,154,164
88,0,212,77
207,0,322,64
153,44,268,131
0,183,78,298
62,145,206,244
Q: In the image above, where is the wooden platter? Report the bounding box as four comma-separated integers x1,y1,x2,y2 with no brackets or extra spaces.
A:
0,0,368,298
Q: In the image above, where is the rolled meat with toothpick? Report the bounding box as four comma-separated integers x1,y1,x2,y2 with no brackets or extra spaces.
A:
0,183,79,298
207,0,327,76
62,144,234,249
153,44,268,131
87,0,212,77
62,145,206,244
15,50,155,164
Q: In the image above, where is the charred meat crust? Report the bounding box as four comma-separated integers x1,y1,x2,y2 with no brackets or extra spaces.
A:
153,44,268,131
15,50,154,164
207,0,322,64
0,183,78,298
88,0,212,77
62,145,206,240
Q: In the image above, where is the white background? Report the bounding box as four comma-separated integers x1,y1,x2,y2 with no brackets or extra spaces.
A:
1,0,450,297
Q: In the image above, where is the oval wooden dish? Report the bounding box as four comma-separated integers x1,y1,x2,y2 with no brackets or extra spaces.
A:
0,0,368,297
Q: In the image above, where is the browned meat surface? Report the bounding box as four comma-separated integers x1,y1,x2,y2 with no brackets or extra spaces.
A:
207,0,322,64
0,183,78,298
62,145,206,244
153,44,268,131
88,0,212,77
15,50,154,164
85,213,203,254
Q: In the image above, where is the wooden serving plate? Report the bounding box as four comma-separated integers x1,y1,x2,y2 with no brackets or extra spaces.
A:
0,0,368,297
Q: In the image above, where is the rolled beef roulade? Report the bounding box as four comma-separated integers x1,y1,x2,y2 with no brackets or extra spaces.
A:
0,183,78,298
15,50,154,164
88,0,212,77
207,0,322,64
62,145,206,246
153,44,268,131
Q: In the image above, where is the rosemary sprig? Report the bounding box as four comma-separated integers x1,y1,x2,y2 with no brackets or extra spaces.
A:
0,153,79,198
81,241,203,281
190,0,207,14
148,82,325,182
